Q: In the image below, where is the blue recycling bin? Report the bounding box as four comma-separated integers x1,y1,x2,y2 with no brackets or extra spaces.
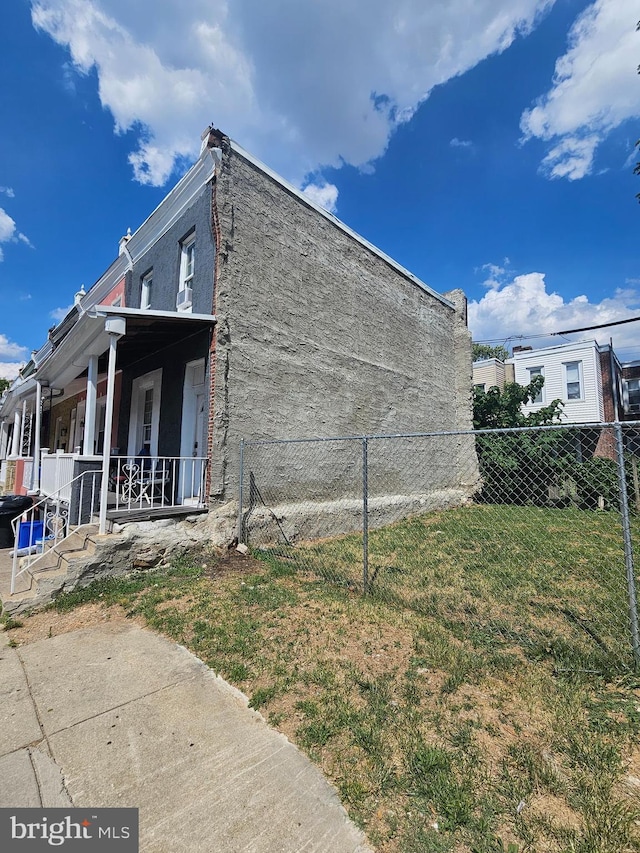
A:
17,520,44,550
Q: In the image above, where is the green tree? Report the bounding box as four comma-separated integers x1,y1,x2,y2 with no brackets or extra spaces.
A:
472,343,509,363
474,376,565,505
0,378,10,395
473,375,562,429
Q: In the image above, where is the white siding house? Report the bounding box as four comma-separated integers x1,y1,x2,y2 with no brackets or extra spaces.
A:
508,340,605,424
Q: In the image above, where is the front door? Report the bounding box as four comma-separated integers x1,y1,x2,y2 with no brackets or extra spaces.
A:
179,359,207,504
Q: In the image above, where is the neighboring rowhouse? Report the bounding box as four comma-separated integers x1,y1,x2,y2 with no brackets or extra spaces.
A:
507,340,629,423
506,339,640,459
472,358,514,392
0,127,474,533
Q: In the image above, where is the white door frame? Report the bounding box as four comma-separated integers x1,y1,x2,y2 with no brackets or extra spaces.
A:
127,368,162,457
179,359,206,502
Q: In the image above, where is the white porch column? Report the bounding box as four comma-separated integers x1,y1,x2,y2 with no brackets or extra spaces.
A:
0,420,8,460
10,409,21,456
19,400,27,456
99,317,126,534
83,354,98,455
30,381,44,491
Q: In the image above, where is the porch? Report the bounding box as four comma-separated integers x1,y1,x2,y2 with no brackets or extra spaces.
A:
37,451,209,516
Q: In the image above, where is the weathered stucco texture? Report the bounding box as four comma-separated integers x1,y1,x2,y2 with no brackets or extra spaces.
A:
210,146,473,503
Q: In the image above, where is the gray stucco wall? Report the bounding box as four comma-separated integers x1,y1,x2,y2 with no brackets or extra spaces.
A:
210,146,474,503
125,186,215,315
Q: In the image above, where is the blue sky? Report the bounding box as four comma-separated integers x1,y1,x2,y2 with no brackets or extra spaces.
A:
1,0,639,378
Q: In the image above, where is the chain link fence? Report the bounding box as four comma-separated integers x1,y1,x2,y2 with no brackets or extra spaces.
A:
238,422,640,673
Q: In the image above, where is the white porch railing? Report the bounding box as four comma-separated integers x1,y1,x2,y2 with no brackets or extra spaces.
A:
41,452,76,501
109,456,208,512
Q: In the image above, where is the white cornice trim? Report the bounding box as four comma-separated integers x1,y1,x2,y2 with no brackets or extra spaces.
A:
92,305,216,323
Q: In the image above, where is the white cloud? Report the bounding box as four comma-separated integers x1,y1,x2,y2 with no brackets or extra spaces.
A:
0,334,30,375
521,0,640,179
301,180,339,214
0,207,33,261
50,304,74,322
0,363,25,382
0,209,16,243
0,187,15,198
450,137,474,149
31,0,556,187
469,270,640,357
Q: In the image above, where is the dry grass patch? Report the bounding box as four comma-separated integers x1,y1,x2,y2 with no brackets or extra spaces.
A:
19,504,640,853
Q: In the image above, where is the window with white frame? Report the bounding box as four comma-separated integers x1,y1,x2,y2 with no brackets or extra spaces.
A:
180,235,195,288
528,366,544,403
564,361,583,401
141,271,152,310
626,378,640,412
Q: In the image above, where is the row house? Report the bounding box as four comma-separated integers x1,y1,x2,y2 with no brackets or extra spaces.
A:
0,127,475,596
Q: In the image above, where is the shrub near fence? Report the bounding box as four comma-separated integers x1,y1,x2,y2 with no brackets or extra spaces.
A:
239,423,640,673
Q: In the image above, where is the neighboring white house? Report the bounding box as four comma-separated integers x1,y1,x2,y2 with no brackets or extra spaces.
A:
508,340,611,424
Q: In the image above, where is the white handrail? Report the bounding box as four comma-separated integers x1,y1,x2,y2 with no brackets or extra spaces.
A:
10,469,101,594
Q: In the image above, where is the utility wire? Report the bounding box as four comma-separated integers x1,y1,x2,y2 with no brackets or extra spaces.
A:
475,314,640,345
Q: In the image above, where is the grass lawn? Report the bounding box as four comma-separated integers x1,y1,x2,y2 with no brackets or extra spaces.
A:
13,504,640,853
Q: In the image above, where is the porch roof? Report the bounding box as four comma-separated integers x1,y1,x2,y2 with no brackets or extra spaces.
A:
36,307,216,390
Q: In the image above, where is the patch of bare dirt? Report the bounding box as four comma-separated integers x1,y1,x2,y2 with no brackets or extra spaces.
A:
203,548,266,578
4,603,144,646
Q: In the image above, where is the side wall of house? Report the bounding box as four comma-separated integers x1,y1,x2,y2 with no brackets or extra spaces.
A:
210,147,474,503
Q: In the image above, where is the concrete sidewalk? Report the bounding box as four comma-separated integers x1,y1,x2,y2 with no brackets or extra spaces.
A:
0,623,372,852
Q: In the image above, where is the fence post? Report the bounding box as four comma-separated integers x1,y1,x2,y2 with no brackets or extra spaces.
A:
237,439,245,544
614,423,640,668
362,437,369,595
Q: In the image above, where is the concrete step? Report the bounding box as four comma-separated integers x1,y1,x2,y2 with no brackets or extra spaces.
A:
1,526,101,615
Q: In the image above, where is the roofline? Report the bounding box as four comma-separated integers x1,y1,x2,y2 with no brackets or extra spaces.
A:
508,339,606,359
472,358,505,367
228,139,455,310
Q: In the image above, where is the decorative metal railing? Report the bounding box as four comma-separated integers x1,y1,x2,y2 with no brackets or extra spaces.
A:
109,456,208,512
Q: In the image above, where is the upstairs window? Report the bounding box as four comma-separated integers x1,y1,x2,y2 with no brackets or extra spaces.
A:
180,235,195,290
626,378,640,411
564,361,583,401
527,366,544,403
177,234,195,311
141,271,152,310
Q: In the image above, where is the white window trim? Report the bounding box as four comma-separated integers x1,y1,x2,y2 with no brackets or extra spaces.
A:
128,369,162,457
179,234,195,289
177,234,195,313
563,360,584,403
527,366,544,404
624,378,640,413
141,271,152,310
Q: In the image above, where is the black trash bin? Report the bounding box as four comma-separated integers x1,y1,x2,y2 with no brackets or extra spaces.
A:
0,495,34,549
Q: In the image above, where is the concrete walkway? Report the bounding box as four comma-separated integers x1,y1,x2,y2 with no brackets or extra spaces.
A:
0,623,372,852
